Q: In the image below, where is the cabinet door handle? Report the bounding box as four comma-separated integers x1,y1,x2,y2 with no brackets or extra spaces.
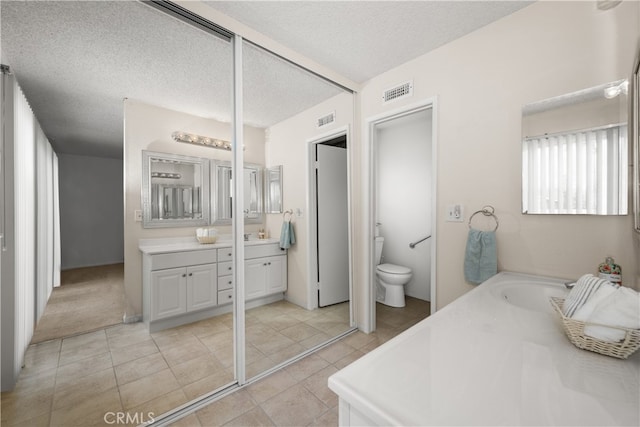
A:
182,274,186,277
227,253,232,257
188,273,193,276
228,266,232,271
227,294,232,299
268,262,271,265
228,280,232,285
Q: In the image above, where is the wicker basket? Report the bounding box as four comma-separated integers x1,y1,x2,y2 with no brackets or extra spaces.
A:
196,235,217,244
549,297,640,359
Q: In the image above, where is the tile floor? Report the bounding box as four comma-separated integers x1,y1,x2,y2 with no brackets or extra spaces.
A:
0,298,429,427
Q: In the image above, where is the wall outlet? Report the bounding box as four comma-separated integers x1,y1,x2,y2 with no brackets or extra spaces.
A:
446,204,464,222
134,210,142,222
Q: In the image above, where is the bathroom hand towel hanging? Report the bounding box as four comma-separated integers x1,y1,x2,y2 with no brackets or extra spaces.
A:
279,209,296,249
464,206,499,284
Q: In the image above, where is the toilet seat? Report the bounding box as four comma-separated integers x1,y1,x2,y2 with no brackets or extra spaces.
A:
377,263,411,275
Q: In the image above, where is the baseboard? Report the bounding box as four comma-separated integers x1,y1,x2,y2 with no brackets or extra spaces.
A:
123,314,142,324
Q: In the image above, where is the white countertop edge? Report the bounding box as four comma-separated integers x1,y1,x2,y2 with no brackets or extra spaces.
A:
139,236,281,254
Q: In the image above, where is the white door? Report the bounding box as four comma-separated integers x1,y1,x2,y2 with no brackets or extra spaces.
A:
316,143,349,307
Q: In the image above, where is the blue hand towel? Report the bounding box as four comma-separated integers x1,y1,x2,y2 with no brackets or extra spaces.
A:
279,221,296,249
464,229,497,284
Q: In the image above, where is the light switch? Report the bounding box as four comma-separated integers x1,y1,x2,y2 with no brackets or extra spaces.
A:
446,204,464,222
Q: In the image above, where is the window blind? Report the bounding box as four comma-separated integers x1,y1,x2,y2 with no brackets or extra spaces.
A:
523,123,628,215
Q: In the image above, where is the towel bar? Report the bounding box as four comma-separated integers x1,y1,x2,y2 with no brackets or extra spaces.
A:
468,205,499,231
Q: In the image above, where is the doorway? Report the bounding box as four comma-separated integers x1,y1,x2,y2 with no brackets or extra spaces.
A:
368,101,436,331
308,129,352,313
315,135,349,307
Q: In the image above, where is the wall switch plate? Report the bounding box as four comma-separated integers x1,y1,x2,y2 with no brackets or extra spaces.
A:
134,210,142,222
446,204,464,222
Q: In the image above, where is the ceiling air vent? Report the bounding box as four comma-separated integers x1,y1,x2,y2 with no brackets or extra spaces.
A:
317,111,335,128
382,80,413,104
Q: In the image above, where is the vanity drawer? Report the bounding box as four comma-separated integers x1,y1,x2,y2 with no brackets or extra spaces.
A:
218,275,233,291
218,289,233,304
218,261,233,276
149,249,217,270
245,244,284,260
217,248,233,262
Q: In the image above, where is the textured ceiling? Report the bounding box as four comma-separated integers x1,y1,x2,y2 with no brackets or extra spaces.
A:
1,0,531,159
204,1,533,84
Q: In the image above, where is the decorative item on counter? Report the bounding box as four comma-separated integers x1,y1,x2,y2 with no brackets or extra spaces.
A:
598,256,622,284
196,227,218,244
258,229,266,239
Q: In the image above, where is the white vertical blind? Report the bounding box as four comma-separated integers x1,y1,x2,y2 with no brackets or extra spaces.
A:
13,77,36,373
523,124,628,215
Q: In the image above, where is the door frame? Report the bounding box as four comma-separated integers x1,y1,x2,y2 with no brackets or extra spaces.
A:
365,98,438,333
306,125,354,323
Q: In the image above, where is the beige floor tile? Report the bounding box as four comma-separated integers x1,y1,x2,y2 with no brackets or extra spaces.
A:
246,357,280,380
308,406,338,427
153,332,200,353
162,340,210,367
105,321,148,339
284,354,329,382
2,411,50,427
198,329,234,353
107,331,153,350
261,383,327,427
128,389,189,422
279,323,323,342
340,331,377,350
9,365,57,393
52,367,117,410
223,406,275,426
299,332,333,349
251,332,296,356
246,369,297,404
49,387,122,426
332,349,365,370
0,386,54,425
24,339,61,364
182,369,235,401
58,334,110,367
315,341,355,364
195,389,256,426
208,343,234,368
184,317,231,338
261,314,301,331
55,352,113,388
268,343,306,366
115,352,169,386
111,338,159,366
170,353,226,387
119,368,181,410
303,366,339,408
170,413,202,427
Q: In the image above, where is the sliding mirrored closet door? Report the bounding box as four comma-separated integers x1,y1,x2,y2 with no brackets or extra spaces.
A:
241,40,356,382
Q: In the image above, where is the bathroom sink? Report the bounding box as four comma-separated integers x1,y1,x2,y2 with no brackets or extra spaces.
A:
492,282,569,313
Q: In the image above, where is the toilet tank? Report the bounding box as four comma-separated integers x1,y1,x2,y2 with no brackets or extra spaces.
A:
375,236,384,265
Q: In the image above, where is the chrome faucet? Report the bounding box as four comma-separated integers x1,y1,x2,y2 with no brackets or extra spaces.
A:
244,233,250,241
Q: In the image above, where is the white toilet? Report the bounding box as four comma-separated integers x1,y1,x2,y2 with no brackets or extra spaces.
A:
375,236,412,307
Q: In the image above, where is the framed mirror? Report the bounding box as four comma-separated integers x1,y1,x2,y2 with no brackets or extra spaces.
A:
264,165,283,213
212,160,263,224
522,80,628,215
141,150,210,228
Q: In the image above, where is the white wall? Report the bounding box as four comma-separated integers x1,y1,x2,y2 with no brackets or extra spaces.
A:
265,92,354,309
376,109,432,300
123,100,265,319
58,154,123,269
356,1,640,316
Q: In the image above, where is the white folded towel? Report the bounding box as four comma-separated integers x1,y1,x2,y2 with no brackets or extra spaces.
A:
563,274,616,317
583,287,640,342
571,283,617,322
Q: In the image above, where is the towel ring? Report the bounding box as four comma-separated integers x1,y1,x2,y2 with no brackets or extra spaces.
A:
283,209,293,222
468,205,499,232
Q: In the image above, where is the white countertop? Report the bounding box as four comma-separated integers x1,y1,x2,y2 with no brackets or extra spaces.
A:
328,272,640,426
139,236,280,255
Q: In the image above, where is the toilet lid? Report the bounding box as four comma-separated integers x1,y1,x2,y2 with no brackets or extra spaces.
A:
377,263,411,274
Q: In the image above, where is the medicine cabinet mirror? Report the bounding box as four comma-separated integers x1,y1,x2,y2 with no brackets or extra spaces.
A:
522,79,629,215
212,160,263,224
141,150,210,228
264,165,283,214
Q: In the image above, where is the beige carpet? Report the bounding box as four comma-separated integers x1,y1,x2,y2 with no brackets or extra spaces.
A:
31,263,125,344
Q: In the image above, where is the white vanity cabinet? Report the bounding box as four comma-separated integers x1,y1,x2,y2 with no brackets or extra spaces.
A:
140,239,287,332
245,244,287,300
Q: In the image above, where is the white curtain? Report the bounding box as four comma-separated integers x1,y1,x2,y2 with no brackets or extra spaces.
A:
523,124,628,215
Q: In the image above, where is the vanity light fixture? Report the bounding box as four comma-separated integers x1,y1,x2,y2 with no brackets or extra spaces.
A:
151,172,181,179
172,131,232,151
